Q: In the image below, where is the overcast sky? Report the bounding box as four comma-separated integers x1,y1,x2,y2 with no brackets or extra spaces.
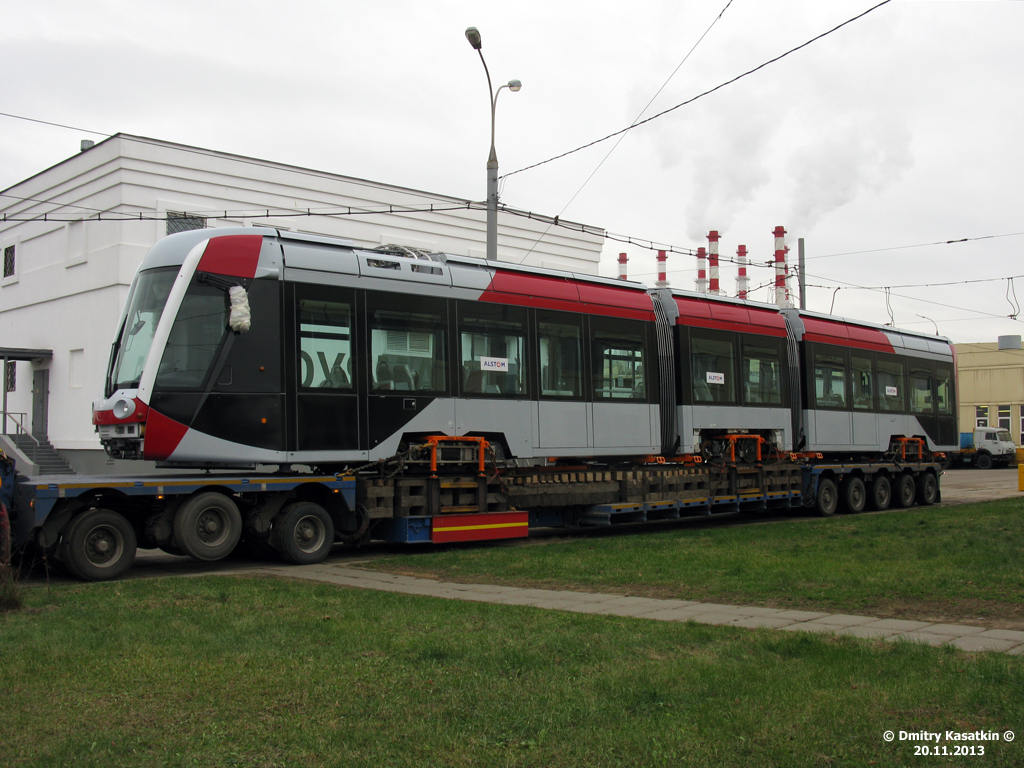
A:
3,0,1022,343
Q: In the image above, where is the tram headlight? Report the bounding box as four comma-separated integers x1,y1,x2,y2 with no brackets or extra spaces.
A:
113,397,136,419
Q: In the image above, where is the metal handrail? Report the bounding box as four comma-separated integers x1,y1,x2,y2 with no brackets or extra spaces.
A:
2,411,40,463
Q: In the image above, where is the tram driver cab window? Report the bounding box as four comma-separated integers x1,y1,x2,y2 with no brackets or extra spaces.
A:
156,281,228,388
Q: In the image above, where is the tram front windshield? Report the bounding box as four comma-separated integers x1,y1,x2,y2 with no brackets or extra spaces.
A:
108,267,177,394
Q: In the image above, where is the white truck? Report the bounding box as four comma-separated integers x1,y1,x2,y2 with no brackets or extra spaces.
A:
950,428,1017,469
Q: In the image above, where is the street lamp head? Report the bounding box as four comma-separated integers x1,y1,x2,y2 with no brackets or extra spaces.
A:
507,79,522,92
465,27,482,50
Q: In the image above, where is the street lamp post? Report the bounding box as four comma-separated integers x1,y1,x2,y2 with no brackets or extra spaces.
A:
465,26,521,261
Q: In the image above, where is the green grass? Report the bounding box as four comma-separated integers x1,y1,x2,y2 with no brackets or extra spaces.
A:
3,576,1023,767
366,499,1024,626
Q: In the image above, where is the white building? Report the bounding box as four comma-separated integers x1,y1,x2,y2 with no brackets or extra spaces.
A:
0,134,604,473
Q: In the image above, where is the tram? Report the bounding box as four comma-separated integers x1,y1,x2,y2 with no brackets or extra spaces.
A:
93,227,957,468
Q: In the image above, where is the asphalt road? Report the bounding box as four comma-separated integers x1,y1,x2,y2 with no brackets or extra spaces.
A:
22,466,1023,585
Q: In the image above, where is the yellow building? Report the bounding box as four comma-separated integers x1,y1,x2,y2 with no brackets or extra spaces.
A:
955,340,1024,445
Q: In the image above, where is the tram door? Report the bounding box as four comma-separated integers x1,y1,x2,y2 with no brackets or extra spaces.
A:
293,287,360,452
590,319,655,450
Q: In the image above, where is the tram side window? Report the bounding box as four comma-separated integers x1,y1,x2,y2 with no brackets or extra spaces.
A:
935,365,953,415
299,299,352,390
910,366,933,414
876,357,905,412
691,334,735,404
458,305,527,397
813,351,847,409
740,338,783,405
851,354,874,410
538,316,582,398
156,282,228,388
368,299,446,393
593,322,646,400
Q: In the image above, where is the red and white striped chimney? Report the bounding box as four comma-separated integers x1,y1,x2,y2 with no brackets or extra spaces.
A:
656,250,669,288
708,231,722,295
696,247,708,293
618,252,628,281
736,244,749,300
772,226,793,307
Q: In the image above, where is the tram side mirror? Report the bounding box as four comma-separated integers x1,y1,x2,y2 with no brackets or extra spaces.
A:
228,285,251,333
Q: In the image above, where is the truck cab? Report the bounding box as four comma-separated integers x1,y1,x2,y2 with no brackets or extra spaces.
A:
958,427,1017,469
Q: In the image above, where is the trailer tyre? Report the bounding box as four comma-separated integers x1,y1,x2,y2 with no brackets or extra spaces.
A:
916,472,938,506
173,492,242,562
894,474,916,508
841,477,867,514
869,475,891,511
58,509,137,582
272,502,335,565
975,452,993,470
816,477,839,517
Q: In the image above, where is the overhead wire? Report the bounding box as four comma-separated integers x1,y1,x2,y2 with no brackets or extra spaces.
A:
513,0,735,261
501,0,894,181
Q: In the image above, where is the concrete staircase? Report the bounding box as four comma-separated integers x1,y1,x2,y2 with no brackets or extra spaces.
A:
9,434,76,475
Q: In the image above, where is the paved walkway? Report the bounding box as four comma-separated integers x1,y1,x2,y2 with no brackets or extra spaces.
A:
247,562,1024,655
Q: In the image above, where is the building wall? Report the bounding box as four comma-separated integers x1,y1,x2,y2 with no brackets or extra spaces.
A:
0,135,605,463
954,342,1024,444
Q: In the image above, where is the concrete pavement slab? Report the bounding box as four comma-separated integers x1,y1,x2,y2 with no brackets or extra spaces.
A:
685,612,743,626
945,635,1021,653
804,614,877,627
861,619,934,632
974,629,1024,642
731,615,799,630
914,624,986,637
772,610,831,621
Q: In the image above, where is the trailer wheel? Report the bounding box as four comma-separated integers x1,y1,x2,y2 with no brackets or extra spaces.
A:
58,509,137,582
894,474,916,508
272,502,335,565
841,477,866,514
816,477,839,516
869,475,891,511
975,452,993,470
916,472,938,506
173,492,242,562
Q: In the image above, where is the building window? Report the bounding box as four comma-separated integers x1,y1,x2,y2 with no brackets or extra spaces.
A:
976,405,989,428
166,212,206,236
4,361,14,392
998,405,1011,430
3,245,14,278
